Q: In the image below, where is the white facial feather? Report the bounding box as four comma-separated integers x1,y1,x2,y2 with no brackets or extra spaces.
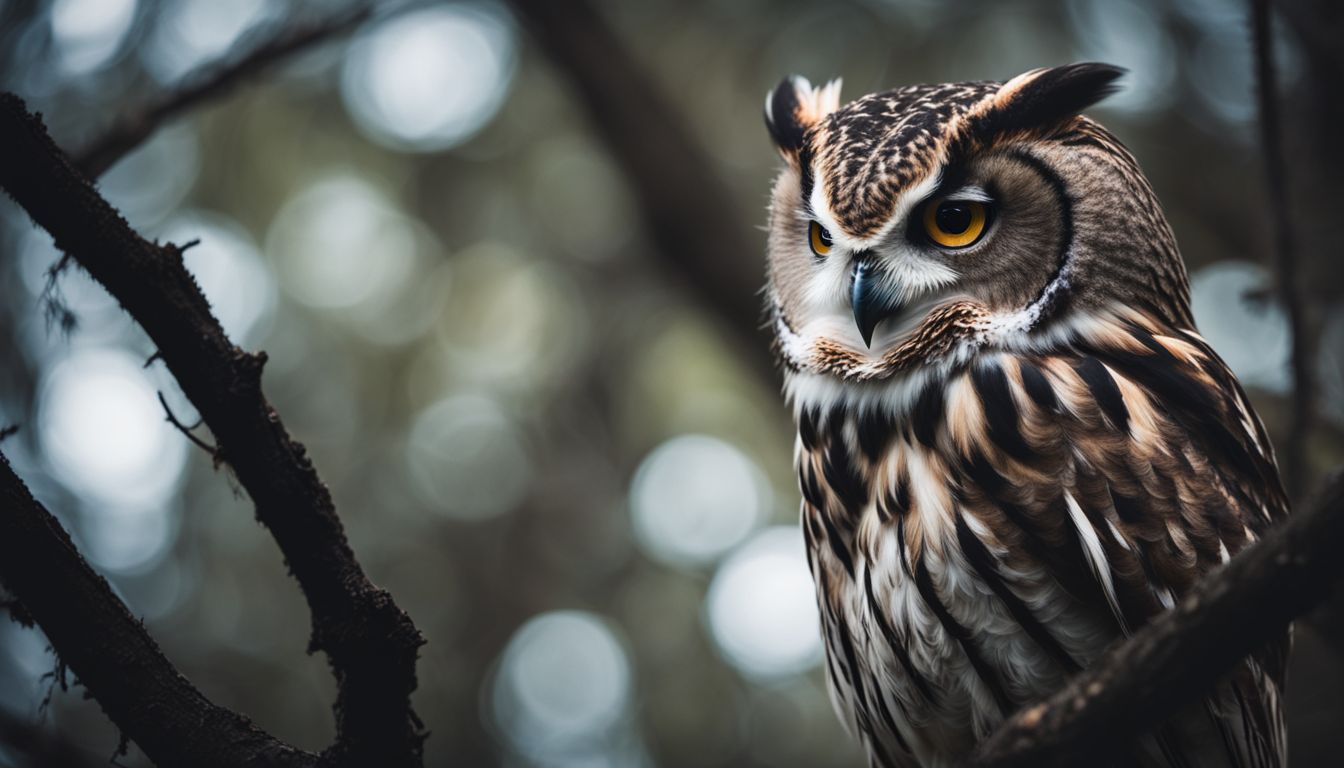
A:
793,169,964,361
880,248,961,307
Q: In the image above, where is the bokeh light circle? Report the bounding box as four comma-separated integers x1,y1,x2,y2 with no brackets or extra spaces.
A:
491,611,633,756
269,176,406,310
1065,0,1175,115
1190,260,1291,394
50,0,137,75
80,505,177,575
99,123,201,229
38,349,188,510
432,241,588,388
341,4,517,152
267,175,444,344
705,526,822,680
141,0,274,83
630,435,767,568
405,394,532,521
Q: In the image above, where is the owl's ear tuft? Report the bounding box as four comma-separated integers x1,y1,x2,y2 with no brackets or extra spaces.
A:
765,76,842,162
983,62,1125,135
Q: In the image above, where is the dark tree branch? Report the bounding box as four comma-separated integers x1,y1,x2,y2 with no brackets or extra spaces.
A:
1250,0,1313,500
0,95,424,767
0,452,316,768
73,3,372,178
967,470,1344,766
505,0,776,382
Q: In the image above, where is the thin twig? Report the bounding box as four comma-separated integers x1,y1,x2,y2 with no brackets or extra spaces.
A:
73,3,372,178
0,94,425,767
156,390,220,461
39,253,76,334
967,470,1344,766
1251,0,1312,500
36,655,69,718
170,237,202,255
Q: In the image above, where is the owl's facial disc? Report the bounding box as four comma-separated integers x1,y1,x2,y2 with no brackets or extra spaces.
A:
845,189,995,347
763,63,1177,381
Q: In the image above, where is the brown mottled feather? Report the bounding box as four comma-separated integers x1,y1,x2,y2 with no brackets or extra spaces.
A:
768,65,1287,768
796,315,1288,767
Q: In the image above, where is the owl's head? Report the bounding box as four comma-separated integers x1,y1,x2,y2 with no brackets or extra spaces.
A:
763,63,1191,390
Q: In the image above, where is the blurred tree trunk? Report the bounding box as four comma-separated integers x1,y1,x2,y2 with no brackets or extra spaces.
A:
506,0,778,383
1275,0,1344,727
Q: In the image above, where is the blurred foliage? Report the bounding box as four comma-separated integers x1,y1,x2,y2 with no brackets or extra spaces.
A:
0,0,1341,766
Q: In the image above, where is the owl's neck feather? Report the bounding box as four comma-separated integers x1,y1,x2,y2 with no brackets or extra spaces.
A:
781,303,1157,421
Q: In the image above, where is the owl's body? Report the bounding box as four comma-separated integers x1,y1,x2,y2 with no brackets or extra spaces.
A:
762,65,1289,767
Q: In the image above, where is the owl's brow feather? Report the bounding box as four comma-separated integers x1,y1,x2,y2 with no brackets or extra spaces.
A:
807,64,1124,242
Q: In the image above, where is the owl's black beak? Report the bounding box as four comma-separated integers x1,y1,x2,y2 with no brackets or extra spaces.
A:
851,258,900,348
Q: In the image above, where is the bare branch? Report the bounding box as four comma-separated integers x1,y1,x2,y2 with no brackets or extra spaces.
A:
1251,0,1313,500
0,94,425,766
967,469,1344,766
505,0,776,382
0,451,317,768
73,4,372,178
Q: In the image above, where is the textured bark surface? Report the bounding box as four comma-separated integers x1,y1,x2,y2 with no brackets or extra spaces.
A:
0,93,425,768
969,471,1344,767
0,455,316,768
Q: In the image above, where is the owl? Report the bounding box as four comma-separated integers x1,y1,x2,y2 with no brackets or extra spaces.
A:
762,63,1290,767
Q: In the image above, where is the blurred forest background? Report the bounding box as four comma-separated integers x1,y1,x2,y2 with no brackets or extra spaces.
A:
0,0,1341,766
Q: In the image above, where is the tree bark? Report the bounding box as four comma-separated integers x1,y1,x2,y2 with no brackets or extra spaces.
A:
0,93,424,767
0,454,316,768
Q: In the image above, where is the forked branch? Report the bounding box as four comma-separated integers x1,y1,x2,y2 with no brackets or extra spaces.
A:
0,93,423,767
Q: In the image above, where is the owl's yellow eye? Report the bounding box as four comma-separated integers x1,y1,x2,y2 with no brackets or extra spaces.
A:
922,199,989,248
809,221,833,257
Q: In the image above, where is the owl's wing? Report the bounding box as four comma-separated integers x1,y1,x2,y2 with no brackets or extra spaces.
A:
968,317,1289,766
